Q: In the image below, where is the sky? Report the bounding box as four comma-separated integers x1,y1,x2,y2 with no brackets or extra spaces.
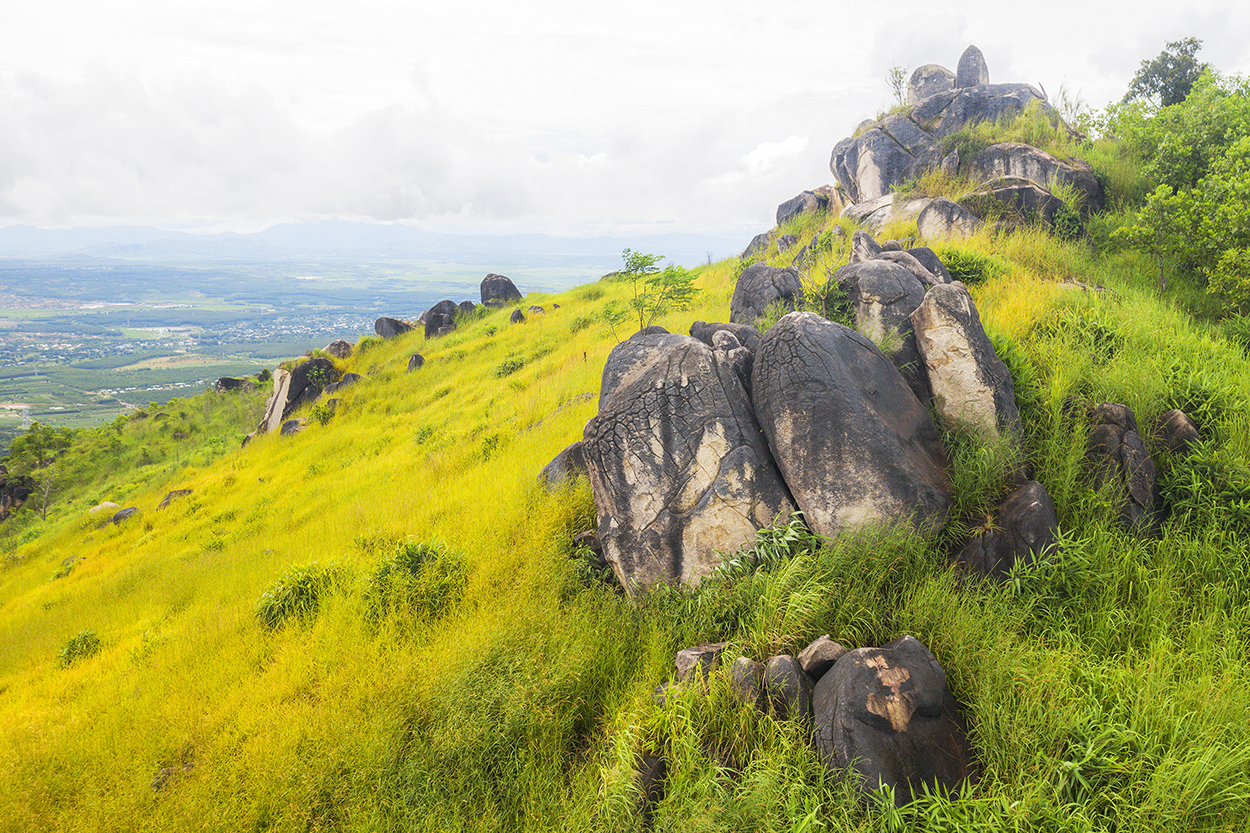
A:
1,0,1247,239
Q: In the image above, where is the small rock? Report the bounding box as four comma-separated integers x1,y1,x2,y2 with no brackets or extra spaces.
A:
676,641,729,683
407,353,425,372
635,754,667,824
111,507,138,525
89,501,120,516
323,339,352,359
764,655,814,720
510,309,526,324
280,419,306,437
798,635,848,682
1155,409,1199,455
322,373,363,396
157,489,192,511
730,656,765,710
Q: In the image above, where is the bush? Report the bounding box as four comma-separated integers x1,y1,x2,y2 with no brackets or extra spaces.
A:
934,248,1006,284
363,540,466,624
256,563,347,630
356,335,384,353
494,355,525,377
59,628,101,668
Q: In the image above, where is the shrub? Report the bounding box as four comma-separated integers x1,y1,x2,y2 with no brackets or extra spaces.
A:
934,247,1006,285
256,563,347,630
494,355,525,377
59,628,101,668
308,404,333,427
356,335,384,353
363,540,466,624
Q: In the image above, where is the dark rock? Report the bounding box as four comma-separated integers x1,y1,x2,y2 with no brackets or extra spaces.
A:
539,441,588,489
112,507,138,525
1155,409,1199,455
280,419,306,436
676,641,730,683
730,656,765,709
510,309,526,324
850,230,883,263
374,317,413,339
955,45,989,88
798,635,848,682
877,250,946,288
322,372,363,396
910,282,1021,439
906,247,955,284
424,300,459,338
918,198,982,239
241,433,255,448
777,190,826,226
833,260,930,401
831,118,939,203
880,239,904,252
480,273,523,305
778,234,800,253
741,231,773,260
157,489,192,510
584,336,796,593
214,377,252,393
458,300,477,317
407,353,425,372
764,654,813,720
751,312,951,540
285,357,336,416
729,263,804,325
1086,403,1161,533
908,64,955,103
637,325,669,337
813,635,975,805
959,481,1059,579
651,682,679,708
323,339,352,359
690,321,762,355
324,398,342,415
635,755,667,824
484,299,505,309
528,305,545,315
552,303,560,310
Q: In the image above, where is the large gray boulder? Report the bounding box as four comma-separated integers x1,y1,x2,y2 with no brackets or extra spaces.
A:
583,337,796,595
917,198,982,240
908,64,955,104
729,263,804,325
958,481,1059,579
257,358,335,433
751,313,951,539
424,300,459,338
480,273,523,305
813,635,976,806
909,282,1020,439
374,317,413,339
969,143,1104,213
963,177,1066,227
777,190,826,226
833,260,930,401
597,332,694,410
1086,403,1160,533
741,231,773,261
955,45,989,88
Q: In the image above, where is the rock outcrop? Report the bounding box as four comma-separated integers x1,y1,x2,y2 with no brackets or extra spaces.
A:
917,198,983,240
481,273,523,305
910,282,1020,439
955,45,989,88
257,358,336,434
323,339,353,359
833,260,930,401
968,143,1104,213
583,336,796,594
424,300,459,338
730,263,804,325
751,313,951,540
813,635,975,806
908,64,955,103
375,317,413,339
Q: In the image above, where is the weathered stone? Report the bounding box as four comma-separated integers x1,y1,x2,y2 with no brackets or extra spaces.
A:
458,300,477,317
778,234,799,253
908,64,955,103
407,353,425,372
831,119,940,203
958,481,1059,579
510,309,526,324
833,260,930,401
918,198,982,240
214,377,252,393
528,305,545,315
742,231,773,261
676,641,730,683
905,247,955,285
280,418,306,436
877,250,946,288
963,177,1066,227
730,656,766,709
597,332,694,410
89,501,119,516
910,282,1020,439
322,373,363,396
1155,408,1199,455
157,489,192,510
283,358,336,417
323,339,352,359
813,635,976,806
241,432,255,448
690,321,762,355
764,654,813,720
1086,403,1160,533
751,313,951,540
374,317,413,339
777,190,825,226
730,263,804,325
798,635,849,682
258,368,293,434
844,196,934,236
112,507,138,525
424,300,459,338
481,273,523,305
539,441,587,489
849,229,883,263
955,45,989,88
910,83,1046,140
969,143,1104,213
583,337,796,593
638,325,669,337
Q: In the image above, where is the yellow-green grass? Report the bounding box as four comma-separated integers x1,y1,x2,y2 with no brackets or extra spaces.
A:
3,214,1250,831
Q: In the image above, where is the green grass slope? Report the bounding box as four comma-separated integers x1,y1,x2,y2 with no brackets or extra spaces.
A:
3,213,1250,831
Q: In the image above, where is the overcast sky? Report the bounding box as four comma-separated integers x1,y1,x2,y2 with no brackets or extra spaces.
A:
1,0,1247,238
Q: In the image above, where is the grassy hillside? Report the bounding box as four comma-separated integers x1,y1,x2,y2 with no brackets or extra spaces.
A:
5,129,1250,829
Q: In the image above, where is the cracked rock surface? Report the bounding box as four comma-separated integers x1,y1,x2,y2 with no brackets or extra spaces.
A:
751,312,951,540
583,337,795,595
812,635,975,806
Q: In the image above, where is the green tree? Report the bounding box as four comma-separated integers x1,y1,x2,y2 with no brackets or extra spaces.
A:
888,65,908,107
1114,184,1192,293
602,249,699,339
6,421,73,475
1123,37,1207,107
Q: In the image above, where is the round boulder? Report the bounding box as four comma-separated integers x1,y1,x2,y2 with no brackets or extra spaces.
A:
729,263,804,325
481,273,523,305
374,317,413,339
908,64,955,103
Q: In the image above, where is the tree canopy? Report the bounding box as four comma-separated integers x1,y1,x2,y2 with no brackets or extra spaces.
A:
1123,37,1208,107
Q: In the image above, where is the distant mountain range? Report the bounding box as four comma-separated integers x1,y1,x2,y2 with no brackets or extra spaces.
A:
0,220,748,269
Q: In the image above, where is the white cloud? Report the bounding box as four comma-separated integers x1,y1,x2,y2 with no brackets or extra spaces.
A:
742,136,810,177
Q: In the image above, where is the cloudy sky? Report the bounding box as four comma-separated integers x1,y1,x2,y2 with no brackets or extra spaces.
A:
2,0,1247,238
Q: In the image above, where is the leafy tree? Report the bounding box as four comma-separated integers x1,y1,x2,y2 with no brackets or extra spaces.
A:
1114,184,1192,293
1123,37,1208,107
6,421,73,475
602,249,699,339
888,65,908,107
